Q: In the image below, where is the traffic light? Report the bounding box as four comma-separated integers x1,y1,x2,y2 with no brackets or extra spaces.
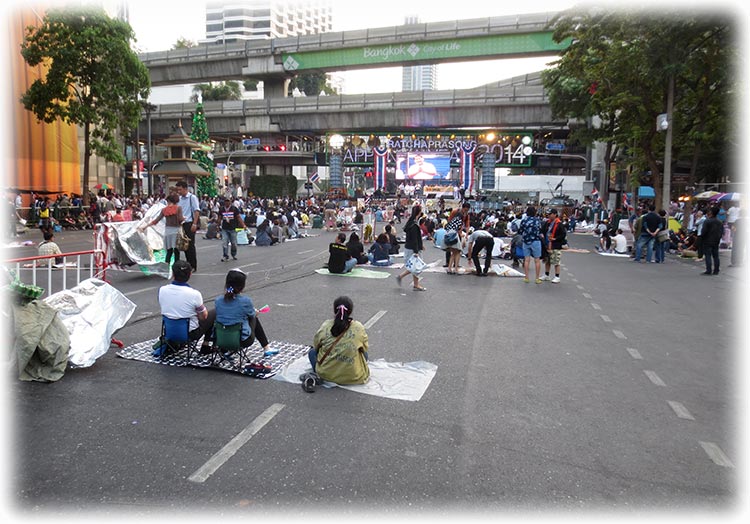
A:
263,145,270,151
277,144,286,151
365,171,372,178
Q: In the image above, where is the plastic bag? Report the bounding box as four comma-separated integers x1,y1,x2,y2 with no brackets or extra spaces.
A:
405,254,426,275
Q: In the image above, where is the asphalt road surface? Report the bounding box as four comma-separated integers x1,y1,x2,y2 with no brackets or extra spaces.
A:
6,224,743,518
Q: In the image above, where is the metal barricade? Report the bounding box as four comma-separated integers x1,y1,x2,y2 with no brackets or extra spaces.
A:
4,250,98,299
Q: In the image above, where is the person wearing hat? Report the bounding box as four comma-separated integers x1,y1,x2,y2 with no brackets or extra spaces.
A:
540,208,566,283
219,197,244,262
158,260,215,353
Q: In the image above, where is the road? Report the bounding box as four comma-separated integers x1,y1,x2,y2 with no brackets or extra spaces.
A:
7,223,742,517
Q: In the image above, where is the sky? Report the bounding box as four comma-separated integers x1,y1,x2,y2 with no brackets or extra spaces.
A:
126,0,578,94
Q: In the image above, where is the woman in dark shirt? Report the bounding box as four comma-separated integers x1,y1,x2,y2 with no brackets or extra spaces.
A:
395,205,426,290
346,232,368,264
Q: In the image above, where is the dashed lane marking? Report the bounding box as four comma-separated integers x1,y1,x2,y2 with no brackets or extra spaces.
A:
699,441,734,468
667,401,695,420
625,347,643,360
600,314,612,323
188,403,286,483
613,330,627,339
644,370,666,387
582,293,592,299
591,303,601,310
364,310,387,329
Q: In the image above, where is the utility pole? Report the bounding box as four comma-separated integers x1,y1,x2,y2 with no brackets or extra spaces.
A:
662,74,674,211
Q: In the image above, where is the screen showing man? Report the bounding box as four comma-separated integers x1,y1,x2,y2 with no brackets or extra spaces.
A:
396,153,450,180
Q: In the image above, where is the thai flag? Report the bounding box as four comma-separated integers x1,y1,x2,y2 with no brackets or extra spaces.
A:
622,193,631,210
591,187,601,203
460,143,477,192
309,171,319,183
373,146,387,190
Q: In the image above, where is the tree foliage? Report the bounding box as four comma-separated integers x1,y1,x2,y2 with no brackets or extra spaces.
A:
20,6,150,204
190,103,217,197
191,81,242,102
173,37,197,49
289,72,337,96
543,8,735,206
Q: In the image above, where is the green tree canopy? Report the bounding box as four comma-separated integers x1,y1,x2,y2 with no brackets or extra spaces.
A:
289,72,337,96
543,8,735,207
20,6,150,205
191,81,243,102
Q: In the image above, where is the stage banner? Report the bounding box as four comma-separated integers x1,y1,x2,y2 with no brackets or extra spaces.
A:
460,143,477,193
373,146,388,190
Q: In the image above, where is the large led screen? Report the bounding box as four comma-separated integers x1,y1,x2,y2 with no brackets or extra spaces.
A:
395,152,451,180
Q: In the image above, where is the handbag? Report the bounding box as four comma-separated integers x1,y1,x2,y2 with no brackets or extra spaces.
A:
656,229,670,243
176,226,191,251
405,253,427,275
444,230,458,246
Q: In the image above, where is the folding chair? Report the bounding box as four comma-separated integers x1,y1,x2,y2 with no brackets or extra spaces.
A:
212,317,258,370
160,316,198,363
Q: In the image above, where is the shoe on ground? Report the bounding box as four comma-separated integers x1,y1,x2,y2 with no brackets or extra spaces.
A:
551,276,560,283
535,278,543,284
523,277,530,283
396,274,402,286
413,286,427,291
539,275,550,281
713,270,719,275
701,271,712,275
221,256,228,262
232,256,237,260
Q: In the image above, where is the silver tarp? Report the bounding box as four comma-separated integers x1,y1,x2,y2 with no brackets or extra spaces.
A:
44,278,136,368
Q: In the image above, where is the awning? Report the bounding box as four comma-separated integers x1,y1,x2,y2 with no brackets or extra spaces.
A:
638,186,655,198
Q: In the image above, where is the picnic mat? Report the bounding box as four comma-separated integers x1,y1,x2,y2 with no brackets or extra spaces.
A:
315,268,390,279
273,356,438,402
599,252,630,257
116,338,311,379
562,248,590,253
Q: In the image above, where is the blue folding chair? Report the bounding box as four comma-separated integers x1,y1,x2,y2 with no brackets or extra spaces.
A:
158,316,198,362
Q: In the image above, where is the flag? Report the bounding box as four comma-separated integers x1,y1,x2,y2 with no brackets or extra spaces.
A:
622,193,632,210
309,171,319,183
554,178,564,191
591,187,602,203
373,146,387,191
460,142,477,193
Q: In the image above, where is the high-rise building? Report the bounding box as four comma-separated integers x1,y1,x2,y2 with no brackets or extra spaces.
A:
401,15,437,91
204,0,333,44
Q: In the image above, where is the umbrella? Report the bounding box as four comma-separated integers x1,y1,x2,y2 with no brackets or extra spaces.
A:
709,192,726,201
693,191,721,199
718,192,741,201
93,183,112,190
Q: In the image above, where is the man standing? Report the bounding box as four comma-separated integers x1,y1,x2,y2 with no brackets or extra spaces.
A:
176,181,201,271
219,197,244,262
700,207,723,275
633,205,661,263
466,226,494,277
541,208,566,283
518,206,543,283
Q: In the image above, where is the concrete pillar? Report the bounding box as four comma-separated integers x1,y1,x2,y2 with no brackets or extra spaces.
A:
263,78,290,99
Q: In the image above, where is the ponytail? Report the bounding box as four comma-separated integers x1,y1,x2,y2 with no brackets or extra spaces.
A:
223,269,246,302
330,296,354,337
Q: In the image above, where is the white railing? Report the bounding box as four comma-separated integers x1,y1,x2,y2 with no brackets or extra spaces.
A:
4,250,98,299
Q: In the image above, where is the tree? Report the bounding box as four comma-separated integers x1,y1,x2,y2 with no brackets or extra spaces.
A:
20,6,150,205
543,8,735,208
173,37,197,49
190,103,217,197
191,81,242,102
289,72,337,96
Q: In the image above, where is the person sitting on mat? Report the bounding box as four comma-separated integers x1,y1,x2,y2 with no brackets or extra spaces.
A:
213,268,271,355
307,296,369,385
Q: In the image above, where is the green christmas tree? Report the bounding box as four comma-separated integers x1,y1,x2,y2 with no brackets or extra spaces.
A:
190,103,217,197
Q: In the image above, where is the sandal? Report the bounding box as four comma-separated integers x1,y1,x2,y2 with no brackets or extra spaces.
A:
413,286,427,291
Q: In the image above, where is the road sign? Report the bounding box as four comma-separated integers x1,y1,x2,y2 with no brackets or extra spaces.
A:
545,143,566,151
242,138,260,146
304,182,314,189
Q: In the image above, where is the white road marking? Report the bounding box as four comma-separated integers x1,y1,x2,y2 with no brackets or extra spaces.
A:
188,403,286,483
571,278,579,283
582,293,592,299
364,310,387,329
125,286,159,297
576,285,585,290
613,330,627,339
699,441,734,468
667,401,695,420
625,347,643,360
297,249,314,255
591,303,601,310
600,314,612,323
644,370,666,387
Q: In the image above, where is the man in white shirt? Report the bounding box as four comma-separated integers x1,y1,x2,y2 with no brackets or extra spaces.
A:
612,229,628,254
158,260,214,353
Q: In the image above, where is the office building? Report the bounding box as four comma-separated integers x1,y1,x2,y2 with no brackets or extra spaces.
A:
401,15,438,91
204,0,333,44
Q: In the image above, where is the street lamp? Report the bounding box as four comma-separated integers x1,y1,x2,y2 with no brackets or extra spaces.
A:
329,134,345,189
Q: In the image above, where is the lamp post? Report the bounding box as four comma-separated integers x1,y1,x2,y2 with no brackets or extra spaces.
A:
329,134,345,189
144,103,156,196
